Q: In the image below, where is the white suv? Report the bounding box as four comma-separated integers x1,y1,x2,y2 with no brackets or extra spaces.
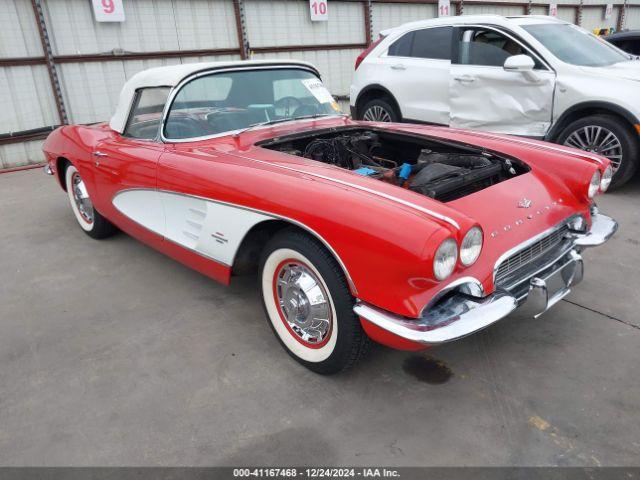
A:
350,15,640,187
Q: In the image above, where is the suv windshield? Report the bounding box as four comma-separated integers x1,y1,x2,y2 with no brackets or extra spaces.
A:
523,23,629,67
164,68,341,140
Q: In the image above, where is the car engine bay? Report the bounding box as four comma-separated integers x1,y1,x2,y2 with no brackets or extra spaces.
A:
259,127,529,202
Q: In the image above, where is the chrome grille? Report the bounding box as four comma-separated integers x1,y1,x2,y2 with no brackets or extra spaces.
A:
495,224,570,286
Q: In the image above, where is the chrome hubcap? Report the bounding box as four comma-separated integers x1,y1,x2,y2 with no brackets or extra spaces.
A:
275,262,331,345
72,172,94,223
363,105,392,122
564,126,623,172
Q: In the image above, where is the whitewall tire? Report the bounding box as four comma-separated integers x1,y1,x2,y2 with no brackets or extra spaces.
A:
64,164,117,239
259,229,370,374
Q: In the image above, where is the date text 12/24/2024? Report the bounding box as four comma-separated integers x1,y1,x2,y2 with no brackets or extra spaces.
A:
233,468,401,478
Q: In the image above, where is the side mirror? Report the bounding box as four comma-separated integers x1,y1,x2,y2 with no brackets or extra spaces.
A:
503,54,535,72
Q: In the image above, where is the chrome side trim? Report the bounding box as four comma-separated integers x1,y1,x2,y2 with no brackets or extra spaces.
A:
43,164,53,175
228,152,461,230
111,188,358,294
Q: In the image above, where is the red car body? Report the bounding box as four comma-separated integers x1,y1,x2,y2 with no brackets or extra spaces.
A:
42,61,616,358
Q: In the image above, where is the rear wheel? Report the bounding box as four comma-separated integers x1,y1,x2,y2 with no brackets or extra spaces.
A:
65,164,117,239
557,115,638,188
259,230,370,374
360,98,399,123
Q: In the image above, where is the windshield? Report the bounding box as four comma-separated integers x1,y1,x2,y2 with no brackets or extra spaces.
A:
164,68,341,140
523,23,629,67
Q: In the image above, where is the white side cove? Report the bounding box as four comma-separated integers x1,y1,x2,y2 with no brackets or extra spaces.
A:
113,190,271,266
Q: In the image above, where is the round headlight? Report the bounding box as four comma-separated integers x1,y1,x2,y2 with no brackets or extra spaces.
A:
433,238,458,281
588,170,601,198
460,227,483,266
600,165,612,192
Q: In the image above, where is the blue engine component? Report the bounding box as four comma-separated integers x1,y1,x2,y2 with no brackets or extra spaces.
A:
398,163,412,181
353,167,377,176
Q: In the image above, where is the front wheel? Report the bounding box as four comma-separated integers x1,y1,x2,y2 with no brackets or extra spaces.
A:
557,115,639,188
65,164,117,239
259,230,370,374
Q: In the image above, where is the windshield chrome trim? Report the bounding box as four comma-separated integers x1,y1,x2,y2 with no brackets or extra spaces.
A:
160,65,329,144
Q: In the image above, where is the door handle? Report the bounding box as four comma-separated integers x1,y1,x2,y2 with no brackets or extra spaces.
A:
390,64,406,70
92,151,107,167
454,75,475,83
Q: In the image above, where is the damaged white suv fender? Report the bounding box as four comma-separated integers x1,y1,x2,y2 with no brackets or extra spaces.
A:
350,14,640,187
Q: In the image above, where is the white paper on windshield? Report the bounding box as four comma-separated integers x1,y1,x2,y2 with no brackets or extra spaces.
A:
301,78,334,104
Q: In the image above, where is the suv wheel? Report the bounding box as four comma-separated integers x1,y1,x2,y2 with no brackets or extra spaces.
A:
557,115,639,188
360,98,399,123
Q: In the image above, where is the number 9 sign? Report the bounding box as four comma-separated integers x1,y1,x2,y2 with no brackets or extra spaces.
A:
309,0,328,21
92,0,125,22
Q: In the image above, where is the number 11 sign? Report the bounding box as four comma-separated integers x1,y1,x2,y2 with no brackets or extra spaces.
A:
438,0,451,17
310,0,328,21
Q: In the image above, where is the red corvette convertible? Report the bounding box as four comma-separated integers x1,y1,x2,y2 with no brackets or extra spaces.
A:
43,60,617,374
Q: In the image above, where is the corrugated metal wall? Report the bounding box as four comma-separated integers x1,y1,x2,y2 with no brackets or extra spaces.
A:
43,0,241,125
372,3,437,36
245,0,365,97
1,0,638,169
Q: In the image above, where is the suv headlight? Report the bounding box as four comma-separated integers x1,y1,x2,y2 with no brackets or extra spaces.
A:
600,165,612,192
433,238,458,281
588,170,601,198
460,227,483,266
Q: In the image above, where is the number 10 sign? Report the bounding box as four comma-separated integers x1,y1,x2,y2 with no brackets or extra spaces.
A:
310,0,328,21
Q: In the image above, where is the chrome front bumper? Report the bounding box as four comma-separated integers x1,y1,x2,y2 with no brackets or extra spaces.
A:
354,211,617,345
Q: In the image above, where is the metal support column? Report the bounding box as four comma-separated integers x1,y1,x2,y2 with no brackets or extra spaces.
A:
364,0,373,45
617,0,628,31
233,0,249,59
30,0,68,124
576,0,584,26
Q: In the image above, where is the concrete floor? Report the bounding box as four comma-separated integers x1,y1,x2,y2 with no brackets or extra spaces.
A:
0,169,638,467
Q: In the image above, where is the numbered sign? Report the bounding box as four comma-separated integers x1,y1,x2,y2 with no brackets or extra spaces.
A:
438,0,451,17
309,0,328,21
604,3,613,19
92,0,125,22
548,3,558,17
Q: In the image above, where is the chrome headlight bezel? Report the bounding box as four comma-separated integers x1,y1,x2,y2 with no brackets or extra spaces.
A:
600,165,612,192
460,227,483,266
588,170,601,199
433,238,458,281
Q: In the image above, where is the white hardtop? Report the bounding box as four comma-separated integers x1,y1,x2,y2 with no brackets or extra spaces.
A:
109,60,318,133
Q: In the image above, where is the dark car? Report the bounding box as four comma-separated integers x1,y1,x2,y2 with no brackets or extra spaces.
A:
604,30,640,58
